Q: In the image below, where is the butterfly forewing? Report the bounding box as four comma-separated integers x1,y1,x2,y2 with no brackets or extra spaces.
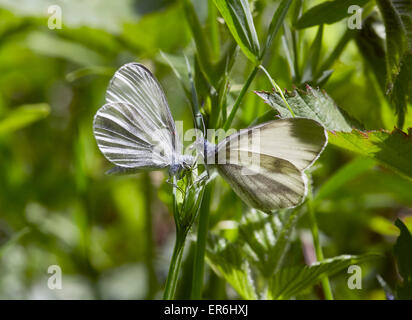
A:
219,118,327,171
93,102,172,169
105,62,182,154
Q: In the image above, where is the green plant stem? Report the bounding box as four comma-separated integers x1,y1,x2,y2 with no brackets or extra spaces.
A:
259,65,295,117
163,233,186,300
191,185,211,299
208,0,220,60
223,66,259,130
307,187,334,300
163,177,186,300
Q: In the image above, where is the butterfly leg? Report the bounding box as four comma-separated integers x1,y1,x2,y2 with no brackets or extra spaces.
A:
166,175,185,194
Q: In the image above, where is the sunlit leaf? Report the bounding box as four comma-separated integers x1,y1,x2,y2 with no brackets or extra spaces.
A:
255,85,356,132
329,128,412,181
0,103,50,134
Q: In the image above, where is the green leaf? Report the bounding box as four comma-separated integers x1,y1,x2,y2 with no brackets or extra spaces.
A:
182,0,217,86
255,85,355,132
391,0,412,50
214,0,260,64
376,0,412,128
301,25,324,84
354,14,388,93
328,128,412,181
238,209,300,278
268,254,379,299
0,103,50,134
295,0,370,29
394,218,412,299
260,0,292,59
206,235,258,299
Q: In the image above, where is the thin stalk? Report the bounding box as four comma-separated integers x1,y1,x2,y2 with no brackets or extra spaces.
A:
291,29,301,83
259,65,295,117
163,233,186,300
316,29,353,78
307,186,333,300
163,176,186,300
223,66,259,130
191,185,211,299
208,0,220,60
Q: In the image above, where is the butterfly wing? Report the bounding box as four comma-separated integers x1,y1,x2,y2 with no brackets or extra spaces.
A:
213,118,327,212
106,62,181,152
93,102,172,169
216,151,306,213
93,63,181,170
224,118,327,171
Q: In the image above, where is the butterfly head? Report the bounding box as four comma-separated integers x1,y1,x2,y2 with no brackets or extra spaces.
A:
168,154,195,177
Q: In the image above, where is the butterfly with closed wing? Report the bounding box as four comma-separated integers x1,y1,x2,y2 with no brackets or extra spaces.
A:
93,63,327,214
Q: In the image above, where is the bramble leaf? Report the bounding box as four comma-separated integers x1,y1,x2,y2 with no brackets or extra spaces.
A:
206,235,258,299
328,128,412,181
255,86,355,132
268,254,379,299
238,209,300,278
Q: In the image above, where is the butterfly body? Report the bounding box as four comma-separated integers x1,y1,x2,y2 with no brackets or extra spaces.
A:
168,154,196,177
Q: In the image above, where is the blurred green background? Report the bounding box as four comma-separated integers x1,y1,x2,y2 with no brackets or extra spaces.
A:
0,0,410,299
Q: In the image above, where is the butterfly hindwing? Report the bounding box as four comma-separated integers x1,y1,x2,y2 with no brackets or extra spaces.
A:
212,118,327,212
216,151,306,213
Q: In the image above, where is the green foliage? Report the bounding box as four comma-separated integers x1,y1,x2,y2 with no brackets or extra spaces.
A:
0,0,411,300
376,0,412,128
207,235,258,300
394,219,412,299
255,86,354,132
213,0,260,64
295,0,370,29
329,128,412,180
238,210,300,278
267,254,379,299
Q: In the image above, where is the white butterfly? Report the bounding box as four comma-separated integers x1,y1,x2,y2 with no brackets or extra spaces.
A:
93,63,195,177
93,63,328,213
